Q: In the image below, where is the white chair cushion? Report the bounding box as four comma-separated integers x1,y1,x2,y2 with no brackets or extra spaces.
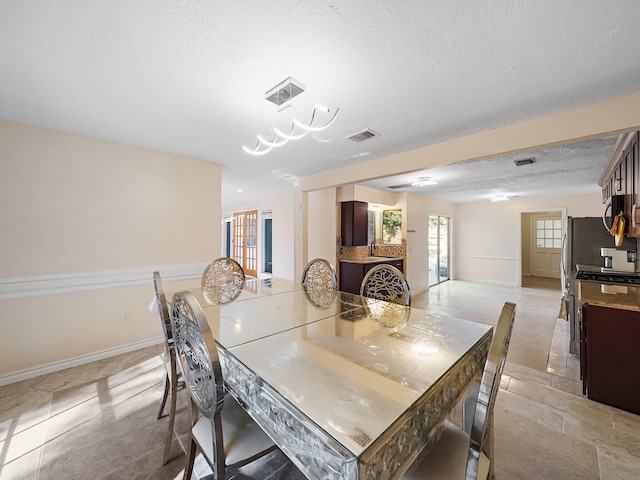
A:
192,394,275,467
402,420,490,480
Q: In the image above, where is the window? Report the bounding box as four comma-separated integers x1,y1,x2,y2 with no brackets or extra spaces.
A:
536,219,562,249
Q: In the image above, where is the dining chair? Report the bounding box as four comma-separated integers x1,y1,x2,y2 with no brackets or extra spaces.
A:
401,301,517,480
360,264,411,306
302,283,338,309
301,258,338,289
153,271,185,465
170,291,277,480
201,257,246,304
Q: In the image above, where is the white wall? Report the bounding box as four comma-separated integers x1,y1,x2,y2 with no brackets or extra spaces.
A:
0,120,221,378
454,193,603,285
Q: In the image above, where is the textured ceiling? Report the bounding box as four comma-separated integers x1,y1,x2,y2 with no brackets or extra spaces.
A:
1,1,639,206
360,135,620,203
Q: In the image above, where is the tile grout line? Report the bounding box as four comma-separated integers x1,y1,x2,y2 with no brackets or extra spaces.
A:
34,390,53,480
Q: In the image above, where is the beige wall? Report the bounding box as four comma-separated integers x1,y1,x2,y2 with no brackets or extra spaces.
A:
308,188,337,265
454,194,602,285
0,120,221,377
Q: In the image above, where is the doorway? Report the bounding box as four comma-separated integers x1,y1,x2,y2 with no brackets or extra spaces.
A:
428,215,450,286
263,210,272,274
223,216,231,257
233,210,258,277
520,209,564,289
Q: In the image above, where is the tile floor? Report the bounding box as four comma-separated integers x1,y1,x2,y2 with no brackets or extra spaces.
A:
1,280,639,479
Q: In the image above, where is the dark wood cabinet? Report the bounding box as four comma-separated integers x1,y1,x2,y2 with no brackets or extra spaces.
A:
341,201,368,246
339,259,404,294
600,131,640,237
628,132,639,236
582,303,640,415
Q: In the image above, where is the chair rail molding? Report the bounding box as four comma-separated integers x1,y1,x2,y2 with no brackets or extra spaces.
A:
0,262,208,301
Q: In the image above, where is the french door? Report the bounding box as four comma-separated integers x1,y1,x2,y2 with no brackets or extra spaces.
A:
428,215,450,286
233,210,258,277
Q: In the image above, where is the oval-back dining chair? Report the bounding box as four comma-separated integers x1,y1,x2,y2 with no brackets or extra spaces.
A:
360,264,411,306
402,301,517,480
170,291,277,480
201,257,246,304
153,271,185,465
301,258,338,290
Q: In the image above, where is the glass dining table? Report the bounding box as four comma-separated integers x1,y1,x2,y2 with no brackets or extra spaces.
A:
167,277,493,480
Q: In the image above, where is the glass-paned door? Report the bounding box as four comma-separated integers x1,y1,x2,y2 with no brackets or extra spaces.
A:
233,210,258,277
532,215,562,278
429,215,450,286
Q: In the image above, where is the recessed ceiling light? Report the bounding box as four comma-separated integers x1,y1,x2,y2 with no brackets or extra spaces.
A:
490,195,509,202
411,177,438,186
237,189,243,193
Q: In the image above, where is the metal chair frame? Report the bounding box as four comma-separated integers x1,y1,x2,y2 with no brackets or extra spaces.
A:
201,257,246,304
153,271,185,465
402,302,517,480
171,291,276,480
301,258,338,290
360,264,411,306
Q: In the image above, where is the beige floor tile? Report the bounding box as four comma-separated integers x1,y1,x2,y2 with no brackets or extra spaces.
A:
0,446,42,480
597,447,640,480
0,379,51,443
551,374,583,396
504,361,552,386
563,410,640,458
494,408,599,480
495,389,564,432
95,438,186,480
39,379,167,480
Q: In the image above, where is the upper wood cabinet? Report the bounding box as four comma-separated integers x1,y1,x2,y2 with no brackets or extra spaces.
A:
341,201,368,246
600,132,639,237
629,133,639,236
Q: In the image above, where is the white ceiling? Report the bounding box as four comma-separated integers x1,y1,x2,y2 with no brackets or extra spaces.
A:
1,1,639,206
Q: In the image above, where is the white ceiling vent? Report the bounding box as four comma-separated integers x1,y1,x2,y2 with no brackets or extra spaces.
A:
345,129,379,142
514,157,535,166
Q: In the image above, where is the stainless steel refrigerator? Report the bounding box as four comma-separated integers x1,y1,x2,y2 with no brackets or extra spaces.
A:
562,216,636,354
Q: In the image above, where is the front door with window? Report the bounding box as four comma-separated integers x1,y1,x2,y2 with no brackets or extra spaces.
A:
532,215,562,278
233,210,258,277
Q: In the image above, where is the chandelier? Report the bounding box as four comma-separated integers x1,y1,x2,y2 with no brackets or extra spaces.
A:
242,77,340,156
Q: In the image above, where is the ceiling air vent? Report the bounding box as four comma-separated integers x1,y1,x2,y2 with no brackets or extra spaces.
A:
346,129,379,142
514,158,535,166
387,183,413,189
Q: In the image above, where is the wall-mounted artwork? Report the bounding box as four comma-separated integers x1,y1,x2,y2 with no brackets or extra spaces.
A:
382,209,402,244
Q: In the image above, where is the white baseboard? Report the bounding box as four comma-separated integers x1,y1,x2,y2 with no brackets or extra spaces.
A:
0,336,164,387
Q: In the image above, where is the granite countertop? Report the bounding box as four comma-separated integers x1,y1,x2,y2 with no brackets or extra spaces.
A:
339,256,405,264
578,280,640,312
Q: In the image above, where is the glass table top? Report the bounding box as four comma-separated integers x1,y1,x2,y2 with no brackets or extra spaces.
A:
226,306,493,455
198,288,366,349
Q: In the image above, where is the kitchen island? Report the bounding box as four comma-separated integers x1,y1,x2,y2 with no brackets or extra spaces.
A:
578,280,640,415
